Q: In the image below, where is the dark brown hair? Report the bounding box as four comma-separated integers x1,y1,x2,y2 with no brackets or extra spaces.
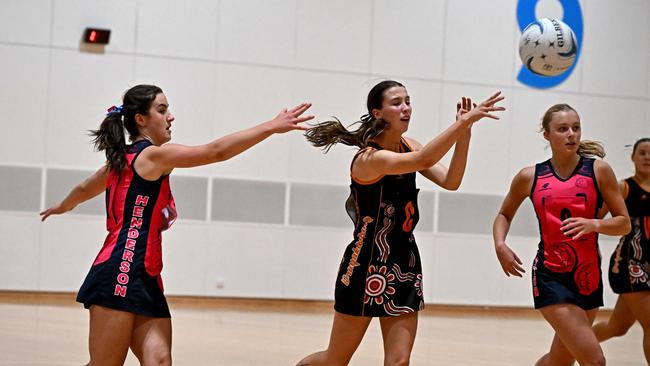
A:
89,85,163,171
305,80,405,152
632,137,650,155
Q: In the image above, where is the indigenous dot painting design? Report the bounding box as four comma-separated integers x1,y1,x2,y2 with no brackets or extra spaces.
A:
375,203,395,263
530,157,604,309
364,265,396,306
574,262,599,296
334,139,423,317
544,242,577,273
608,178,650,294
414,274,423,297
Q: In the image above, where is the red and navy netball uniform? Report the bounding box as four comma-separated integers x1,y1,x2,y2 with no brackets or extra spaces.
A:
77,139,177,318
530,157,604,310
335,139,424,317
608,177,650,293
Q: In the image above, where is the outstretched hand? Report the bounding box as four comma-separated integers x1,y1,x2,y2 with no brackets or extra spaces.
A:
40,204,70,221
269,103,314,133
460,91,506,125
456,96,473,121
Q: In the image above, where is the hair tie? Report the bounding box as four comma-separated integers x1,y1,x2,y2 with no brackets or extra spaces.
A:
360,113,373,123
106,105,123,116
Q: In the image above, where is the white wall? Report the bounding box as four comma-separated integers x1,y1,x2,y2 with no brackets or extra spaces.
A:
0,0,648,309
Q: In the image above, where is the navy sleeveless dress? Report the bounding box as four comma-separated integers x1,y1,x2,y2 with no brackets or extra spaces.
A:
77,139,177,318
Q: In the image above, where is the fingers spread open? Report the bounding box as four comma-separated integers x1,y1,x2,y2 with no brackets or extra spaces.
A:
290,103,312,114
294,115,315,123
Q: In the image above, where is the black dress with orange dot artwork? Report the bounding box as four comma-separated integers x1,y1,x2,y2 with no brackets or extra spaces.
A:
608,177,650,294
335,139,424,317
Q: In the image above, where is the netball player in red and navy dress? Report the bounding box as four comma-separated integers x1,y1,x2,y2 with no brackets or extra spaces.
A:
40,84,313,366
593,137,650,364
493,104,631,366
296,80,505,366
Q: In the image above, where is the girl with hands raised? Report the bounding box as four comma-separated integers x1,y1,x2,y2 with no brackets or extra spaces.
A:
296,80,504,366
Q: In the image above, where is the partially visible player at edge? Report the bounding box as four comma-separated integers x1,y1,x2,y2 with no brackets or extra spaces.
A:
593,137,650,364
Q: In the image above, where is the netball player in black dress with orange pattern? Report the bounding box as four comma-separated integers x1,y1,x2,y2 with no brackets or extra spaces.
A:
494,104,630,366
41,84,313,366
297,80,505,366
336,138,424,317
593,137,650,364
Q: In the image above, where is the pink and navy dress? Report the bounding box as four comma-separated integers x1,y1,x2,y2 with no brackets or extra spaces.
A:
77,139,177,318
608,177,650,294
334,139,424,317
530,157,604,310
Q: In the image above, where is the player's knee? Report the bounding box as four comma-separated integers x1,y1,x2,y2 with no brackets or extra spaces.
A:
296,350,350,366
593,356,606,366
386,359,409,366
637,318,650,333
610,323,630,337
579,351,605,366
142,351,171,366
385,353,410,366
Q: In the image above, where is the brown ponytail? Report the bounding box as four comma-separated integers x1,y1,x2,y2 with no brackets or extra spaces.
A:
90,112,128,171
89,84,163,171
305,116,388,152
305,80,404,152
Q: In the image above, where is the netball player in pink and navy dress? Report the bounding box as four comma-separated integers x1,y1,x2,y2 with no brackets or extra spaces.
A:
493,104,630,366
40,84,313,366
297,80,505,366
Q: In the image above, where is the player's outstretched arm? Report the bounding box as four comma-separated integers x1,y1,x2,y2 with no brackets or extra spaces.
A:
40,165,109,221
359,92,505,178
144,103,314,171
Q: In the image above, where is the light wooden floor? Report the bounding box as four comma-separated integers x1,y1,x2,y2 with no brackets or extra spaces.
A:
0,292,645,365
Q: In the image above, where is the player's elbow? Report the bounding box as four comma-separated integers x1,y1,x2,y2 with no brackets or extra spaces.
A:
421,157,439,169
206,146,229,163
621,217,632,235
212,150,228,163
447,184,461,191
75,183,94,198
613,215,632,236
416,154,440,171
495,211,513,225
441,181,461,191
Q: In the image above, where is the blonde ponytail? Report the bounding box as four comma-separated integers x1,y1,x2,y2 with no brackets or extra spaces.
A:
577,140,605,158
